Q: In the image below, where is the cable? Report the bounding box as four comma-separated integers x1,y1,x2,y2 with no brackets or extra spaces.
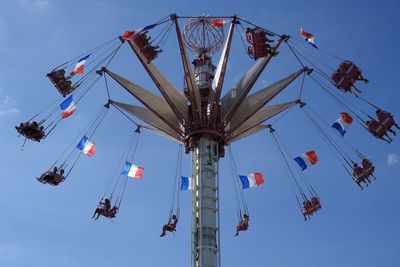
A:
270,131,303,208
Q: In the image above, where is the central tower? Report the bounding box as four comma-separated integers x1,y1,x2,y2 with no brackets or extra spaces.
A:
182,15,225,267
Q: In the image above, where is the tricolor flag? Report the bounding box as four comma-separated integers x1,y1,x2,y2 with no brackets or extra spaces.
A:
70,55,90,76
76,135,95,157
212,19,225,27
239,172,264,189
135,23,157,33
294,150,318,171
60,95,77,119
332,112,353,137
122,161,144,179
300,27,317,48
180,176,192,190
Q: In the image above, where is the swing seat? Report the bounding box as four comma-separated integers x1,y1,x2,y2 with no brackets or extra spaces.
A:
331,71,354,92
246,28,274,60
37,172,65,186
302,208,313,217
371,124,387,138
47,69,66,84
48,173,65,186
102,206,118,218
140,44,160,63
331,61,365,92
339,61,362,79
355,173,369,184
380,116,395,130
302,200,315,217
15,123,46,142
237,223,249,232
132,32,149,49
47,70,76,97
362,159,375,178
364,166,374,177
165,223,177,232
310,197,321,212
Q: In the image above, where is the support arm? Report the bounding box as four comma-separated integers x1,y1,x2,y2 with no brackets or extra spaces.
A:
226,68,306,133
127,39,187,122
171,14,201,121
104,68,183,134
221,36,285,124
208,17,237,125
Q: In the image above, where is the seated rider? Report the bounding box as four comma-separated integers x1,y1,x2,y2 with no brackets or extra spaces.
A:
48,69,65,80
310,197,321,211
43,167,57,183
16,121,45,141
235,214,249,236
361,159,375,179
376,109,399,132
92,198,112,220
353,163,368,190
160,214,178,237
108,206,118,218
366,120,392,143
302,199,314,220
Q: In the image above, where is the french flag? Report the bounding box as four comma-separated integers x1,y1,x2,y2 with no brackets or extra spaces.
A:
300,27,317,48
294,151,318,171
212,19,225,27
180,176,192,190
239,172,264,189
76,135,95,157
70,55,90,75
122,161,144,179
60,95,77,119
332,112,353,137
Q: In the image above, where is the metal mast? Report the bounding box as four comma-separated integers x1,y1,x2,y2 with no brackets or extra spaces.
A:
103,14,306,267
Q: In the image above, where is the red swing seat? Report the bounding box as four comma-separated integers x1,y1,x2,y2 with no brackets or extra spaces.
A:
331,61,363,92
47,70,76,97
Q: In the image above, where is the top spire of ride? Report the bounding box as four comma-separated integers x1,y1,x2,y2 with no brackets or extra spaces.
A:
182,15,226,56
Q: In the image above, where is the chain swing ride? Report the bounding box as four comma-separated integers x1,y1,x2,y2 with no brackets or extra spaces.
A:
15,13,398,267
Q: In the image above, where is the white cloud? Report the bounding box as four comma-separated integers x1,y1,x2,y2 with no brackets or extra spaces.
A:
0,90,19,116
387,153,399,166
19,0,49,10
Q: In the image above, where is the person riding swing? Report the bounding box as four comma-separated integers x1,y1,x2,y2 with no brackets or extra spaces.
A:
310,197,321,212
92,198,111,220
366,119,392,143
37,166,66,186
376,109,399,133
235,214,249,236
353,163,370,190
15,121,46,142
302,199,314,220
160,214,178,237
361,159,375,180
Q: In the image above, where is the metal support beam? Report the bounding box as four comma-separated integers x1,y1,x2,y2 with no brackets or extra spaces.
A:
105,68,183,133
127,39,187,123
227,100,299,142
225,68,306,133
221,37,285,124
192,136,220,267
208,17,236,126
172,14,201,121
111,100,183,141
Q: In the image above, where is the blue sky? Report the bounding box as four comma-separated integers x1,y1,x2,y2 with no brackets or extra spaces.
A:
0,0,399,266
